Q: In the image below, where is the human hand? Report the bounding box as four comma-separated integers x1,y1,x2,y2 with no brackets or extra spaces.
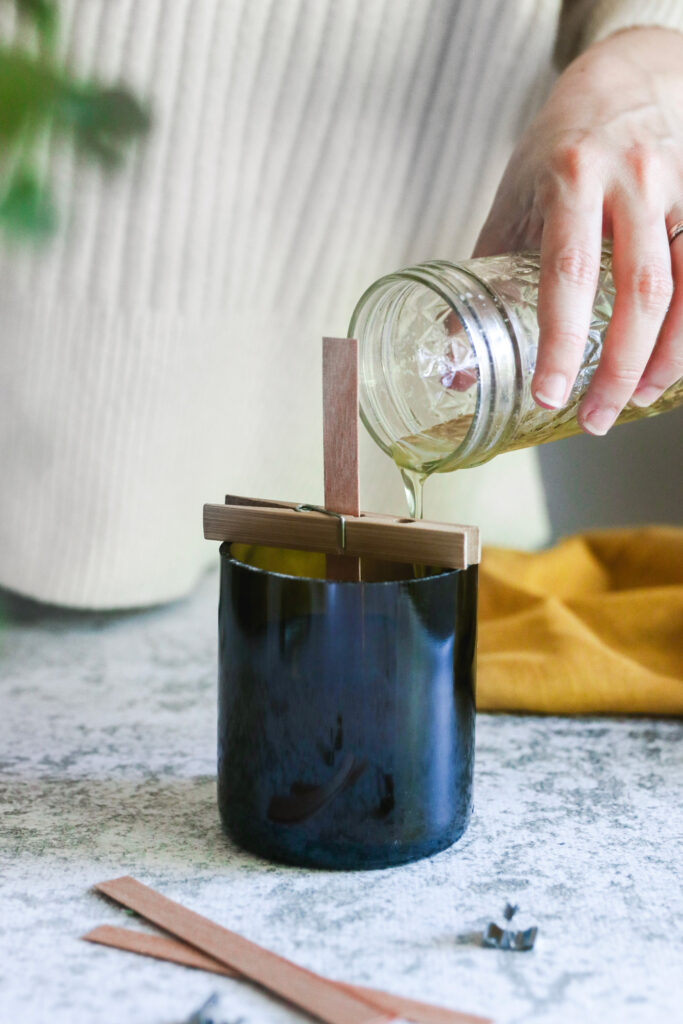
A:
473,27,683,434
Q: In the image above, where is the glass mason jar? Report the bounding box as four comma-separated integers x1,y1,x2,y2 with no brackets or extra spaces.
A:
349,249,683,479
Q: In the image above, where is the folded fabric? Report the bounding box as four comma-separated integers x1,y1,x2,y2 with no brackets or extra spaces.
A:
476,527,683,715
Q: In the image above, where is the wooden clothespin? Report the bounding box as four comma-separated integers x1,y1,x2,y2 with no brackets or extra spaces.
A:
203,499,479,571
203,338,480,576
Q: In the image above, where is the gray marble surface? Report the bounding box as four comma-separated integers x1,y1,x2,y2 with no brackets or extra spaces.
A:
1,568,681,1024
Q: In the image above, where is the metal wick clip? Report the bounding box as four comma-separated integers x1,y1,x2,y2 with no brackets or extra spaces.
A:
295,503,347,550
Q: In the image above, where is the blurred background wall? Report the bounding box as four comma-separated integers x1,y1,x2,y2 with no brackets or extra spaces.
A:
539,404,682,541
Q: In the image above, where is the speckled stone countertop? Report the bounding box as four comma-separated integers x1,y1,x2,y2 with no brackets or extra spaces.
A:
1,569,681,1024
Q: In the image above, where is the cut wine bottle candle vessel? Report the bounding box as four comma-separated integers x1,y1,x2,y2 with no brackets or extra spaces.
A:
212,531,477,868
203,339,479,869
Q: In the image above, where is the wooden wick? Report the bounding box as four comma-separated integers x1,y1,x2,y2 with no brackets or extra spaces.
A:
322,337,361,581
83,925,491,1024
94,877,387,1024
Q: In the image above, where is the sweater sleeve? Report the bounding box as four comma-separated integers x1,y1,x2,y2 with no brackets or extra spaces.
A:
556,0,683,68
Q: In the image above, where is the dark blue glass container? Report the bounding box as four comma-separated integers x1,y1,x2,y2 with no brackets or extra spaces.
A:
218,543,477,870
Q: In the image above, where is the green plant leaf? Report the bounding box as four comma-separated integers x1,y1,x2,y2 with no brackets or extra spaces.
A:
0,47,61,141
57,85,151,166
0,10,151,240
15,0,58,47
0,169,56,236
59,85,151,135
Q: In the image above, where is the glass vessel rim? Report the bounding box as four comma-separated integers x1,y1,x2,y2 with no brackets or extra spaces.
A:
220,542,461,585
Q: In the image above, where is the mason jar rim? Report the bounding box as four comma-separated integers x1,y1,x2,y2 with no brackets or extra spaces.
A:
349,260,507,475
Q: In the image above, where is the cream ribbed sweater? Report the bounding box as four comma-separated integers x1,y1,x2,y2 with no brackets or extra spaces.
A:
1,0,682,608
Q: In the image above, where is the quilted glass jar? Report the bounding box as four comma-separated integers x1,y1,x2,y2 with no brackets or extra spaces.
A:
349,249,683,477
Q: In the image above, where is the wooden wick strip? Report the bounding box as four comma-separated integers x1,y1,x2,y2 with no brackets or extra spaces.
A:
322,337,360,518
94,877,390,1024
83,925,491,1024
336,981,491,1024
84,925,235,976
322,336,361,581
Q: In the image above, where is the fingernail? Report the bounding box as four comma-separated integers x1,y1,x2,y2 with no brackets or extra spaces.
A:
581,405,619,436
533,372,568,409
630,385,661,408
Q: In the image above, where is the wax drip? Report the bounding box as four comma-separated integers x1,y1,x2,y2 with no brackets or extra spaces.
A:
400,467,427,520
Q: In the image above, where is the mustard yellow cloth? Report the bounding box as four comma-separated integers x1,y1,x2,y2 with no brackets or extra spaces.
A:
477,527,683,715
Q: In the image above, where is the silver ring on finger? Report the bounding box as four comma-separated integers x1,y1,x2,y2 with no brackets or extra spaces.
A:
668,220,683,246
